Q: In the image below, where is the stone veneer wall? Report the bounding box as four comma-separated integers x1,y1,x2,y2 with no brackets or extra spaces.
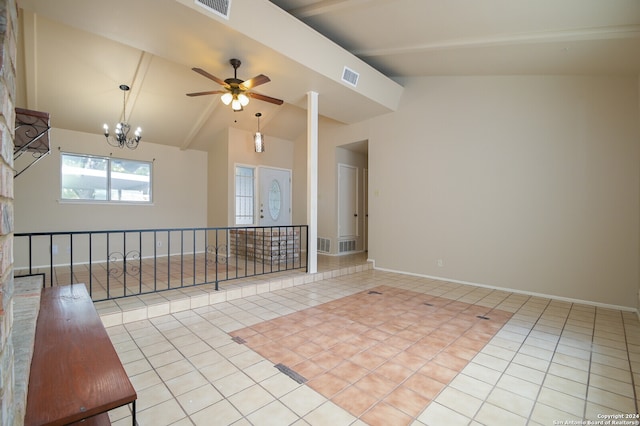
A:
229,228,301,264
0,0,17,424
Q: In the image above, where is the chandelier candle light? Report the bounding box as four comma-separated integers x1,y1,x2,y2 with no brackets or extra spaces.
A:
254,112,264,152
103,84,142,149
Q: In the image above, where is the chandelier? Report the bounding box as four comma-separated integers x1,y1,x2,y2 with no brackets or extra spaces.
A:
254,112,264,152
103,84,142,149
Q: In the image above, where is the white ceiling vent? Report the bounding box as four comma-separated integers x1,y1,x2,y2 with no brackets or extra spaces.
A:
341,66,359,87
195,0,231,19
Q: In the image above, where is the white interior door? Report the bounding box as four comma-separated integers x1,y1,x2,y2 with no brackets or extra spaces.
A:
338,164,358,238
363,168,368,251
258,167,291,226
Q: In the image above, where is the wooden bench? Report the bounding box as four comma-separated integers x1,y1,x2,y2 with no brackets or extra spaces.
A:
24,284,137,426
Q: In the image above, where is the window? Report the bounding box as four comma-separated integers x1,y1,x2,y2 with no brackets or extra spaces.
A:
61,153,152,202
235,166,255,225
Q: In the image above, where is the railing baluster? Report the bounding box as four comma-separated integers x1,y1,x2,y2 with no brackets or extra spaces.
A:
122,231,127,297
153,231,158,292
191,230,195,285
89,233,93,294
69,233,74,285
106,232,111,299
27,235,33,276
167,231,171,290
180,230,184,288
214,229,219,290
49,234,53,287
138,231,143,295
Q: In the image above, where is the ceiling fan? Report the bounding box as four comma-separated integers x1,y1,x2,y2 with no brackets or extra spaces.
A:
186,58,283,111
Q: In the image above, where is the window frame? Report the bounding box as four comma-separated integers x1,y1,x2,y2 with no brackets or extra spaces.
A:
234,164,256,226
60,152,153,204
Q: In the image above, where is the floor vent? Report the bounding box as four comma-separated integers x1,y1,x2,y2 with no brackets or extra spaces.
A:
195,0,231,19
274,363,307,384
231,336,246,344
339,239,356,253
341,66,359,87
317,237,331,253
476,315,490,320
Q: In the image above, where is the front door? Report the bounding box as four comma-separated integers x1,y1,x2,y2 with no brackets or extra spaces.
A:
258,167,291,226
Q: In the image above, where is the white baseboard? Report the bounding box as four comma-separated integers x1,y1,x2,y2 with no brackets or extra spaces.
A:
371,262,636,313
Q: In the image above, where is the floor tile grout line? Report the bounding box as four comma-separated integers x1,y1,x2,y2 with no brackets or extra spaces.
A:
583,306,598,420
621,312,640,413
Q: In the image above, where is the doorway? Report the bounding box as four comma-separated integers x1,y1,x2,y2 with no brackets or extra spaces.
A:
338,163,358,239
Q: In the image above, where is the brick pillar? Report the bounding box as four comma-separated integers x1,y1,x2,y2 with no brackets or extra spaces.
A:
0,0,18,424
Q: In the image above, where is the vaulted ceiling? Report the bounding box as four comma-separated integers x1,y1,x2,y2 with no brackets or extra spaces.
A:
15,0,640,151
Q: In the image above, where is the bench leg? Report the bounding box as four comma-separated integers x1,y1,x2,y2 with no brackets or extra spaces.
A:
132,400,136,426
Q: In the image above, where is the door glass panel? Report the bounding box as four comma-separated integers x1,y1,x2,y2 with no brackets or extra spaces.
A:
268,179,281,220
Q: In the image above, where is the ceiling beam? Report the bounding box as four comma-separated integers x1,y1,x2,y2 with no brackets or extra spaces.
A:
353,25,640,58
286,0,380,18
123,51,152,122
180,98,220,150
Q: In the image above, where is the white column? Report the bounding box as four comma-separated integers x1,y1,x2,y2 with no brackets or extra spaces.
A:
307,91,319,274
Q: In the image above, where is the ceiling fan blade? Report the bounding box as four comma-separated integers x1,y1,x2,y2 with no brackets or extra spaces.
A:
241,74,270,90
186,90,225,97
192,67,227,86
248,92,284,105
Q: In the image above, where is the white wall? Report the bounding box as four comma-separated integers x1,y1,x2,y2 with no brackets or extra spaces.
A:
363,75,639,308
15,127,208,232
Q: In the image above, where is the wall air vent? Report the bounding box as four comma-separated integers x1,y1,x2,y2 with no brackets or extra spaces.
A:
339,239,356,253
341,66,359,87
195,0,231,19
317,237,331,253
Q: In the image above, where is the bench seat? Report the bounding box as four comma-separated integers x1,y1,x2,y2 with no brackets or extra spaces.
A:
24,284,136,426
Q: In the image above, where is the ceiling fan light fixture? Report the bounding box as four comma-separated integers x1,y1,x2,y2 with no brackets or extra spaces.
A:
221,92,233,105
187,59,283,110
238,93,249,107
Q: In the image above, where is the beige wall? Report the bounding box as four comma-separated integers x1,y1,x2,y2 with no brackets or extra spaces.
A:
14,128,208,233
207,128,229,227
361,75,639,308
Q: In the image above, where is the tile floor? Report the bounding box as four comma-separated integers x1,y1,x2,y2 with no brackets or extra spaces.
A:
104,265,640,426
